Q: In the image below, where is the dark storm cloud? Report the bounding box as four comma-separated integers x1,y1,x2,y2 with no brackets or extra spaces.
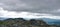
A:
0,0,60,16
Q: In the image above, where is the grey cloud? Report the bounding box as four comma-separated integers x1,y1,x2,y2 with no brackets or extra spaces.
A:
0,0,32,11
0,0,60,16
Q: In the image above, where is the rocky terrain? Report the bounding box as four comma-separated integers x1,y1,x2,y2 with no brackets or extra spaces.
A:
0,18,60,27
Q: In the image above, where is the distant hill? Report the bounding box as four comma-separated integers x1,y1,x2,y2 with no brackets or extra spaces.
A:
0,17,7,20
36,18,60,25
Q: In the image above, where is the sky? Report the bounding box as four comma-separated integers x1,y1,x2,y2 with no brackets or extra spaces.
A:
0,0,60,19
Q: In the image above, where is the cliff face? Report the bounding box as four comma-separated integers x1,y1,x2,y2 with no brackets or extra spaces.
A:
0,18,59,27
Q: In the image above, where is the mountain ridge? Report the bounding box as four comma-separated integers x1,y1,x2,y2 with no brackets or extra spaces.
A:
0,17,60,25
0,18,59,27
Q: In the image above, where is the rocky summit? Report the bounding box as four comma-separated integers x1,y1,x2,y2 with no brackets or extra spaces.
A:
0,18,60,27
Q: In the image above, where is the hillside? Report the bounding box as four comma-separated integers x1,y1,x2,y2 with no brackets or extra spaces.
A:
0,18,59,27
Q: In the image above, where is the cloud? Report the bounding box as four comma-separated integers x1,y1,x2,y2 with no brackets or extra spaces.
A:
0,0,60,19
0,0,59,14
0,7,60,19
0,0,33,11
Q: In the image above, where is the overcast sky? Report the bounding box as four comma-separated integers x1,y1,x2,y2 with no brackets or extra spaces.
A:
0,0,60,19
